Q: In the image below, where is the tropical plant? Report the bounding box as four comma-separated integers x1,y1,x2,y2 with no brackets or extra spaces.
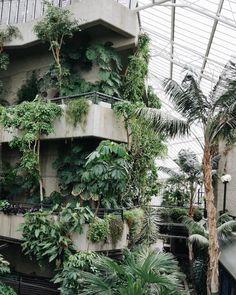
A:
122,33,161,108
53,251,97,295
80,247,185,295
114,101,166,205
1,98,62,203
0,25,20,105
53,143,91,196
17,71,39,103
86,42,122,96
0,255,17,295
88,217,110,243
159,149,201,216
66,98,90,127
79,140,130,208
106,214,124,245
123,208,144,244
183,213,236,295
137,59,236,294
0,283,17,295
34,2,80,90
21,203,93,267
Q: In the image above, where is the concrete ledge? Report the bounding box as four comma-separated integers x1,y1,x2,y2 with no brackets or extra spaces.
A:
0,103,128,143
0,213,129,251
4,0,138,48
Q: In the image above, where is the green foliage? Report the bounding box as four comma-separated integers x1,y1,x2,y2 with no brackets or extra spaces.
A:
81,140,130,208
0,161,39,201
88,217,110,243
1,98,62,201
61,73,97,96
53,251,97,295
21,203,93,266
17,71,39,103
106,214,124,245
53,143,90,196
122,34,149,103
193,208,203,222
0,283,17,295
66,98,89,127
0,200,10,209
114,101,166,204
192,258,207,295
169,208,188,223
80,247,185,295
136,207,159,245
34,2,80,89
0,254,10,275
123,208,144,243
86,42,122,96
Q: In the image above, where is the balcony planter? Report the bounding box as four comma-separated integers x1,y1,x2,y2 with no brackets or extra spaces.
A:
0,212,129,251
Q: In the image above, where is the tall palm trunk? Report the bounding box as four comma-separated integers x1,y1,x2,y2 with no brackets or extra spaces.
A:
202,143,219,295
188,183,194,217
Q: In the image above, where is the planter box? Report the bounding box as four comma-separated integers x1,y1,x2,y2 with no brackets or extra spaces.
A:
0,213,129,251
0,103,127,144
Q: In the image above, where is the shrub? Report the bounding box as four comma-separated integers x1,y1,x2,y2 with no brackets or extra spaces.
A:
88,217,110,243
123,208,144,243
0,283,16,295
169,208,188,223
193,208,203,222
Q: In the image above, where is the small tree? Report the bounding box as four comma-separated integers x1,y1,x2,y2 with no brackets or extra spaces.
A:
34,2,80,90
160,149,201,216
2,97,62,203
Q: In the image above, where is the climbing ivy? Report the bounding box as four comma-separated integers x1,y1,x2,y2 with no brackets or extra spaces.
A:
1,98,62,202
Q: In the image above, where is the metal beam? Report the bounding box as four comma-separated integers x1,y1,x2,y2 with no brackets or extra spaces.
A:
151,52,218,83
0,243,8,250
161,0,236,29
199,0,224,82
169,0,176,79
133,0,170,12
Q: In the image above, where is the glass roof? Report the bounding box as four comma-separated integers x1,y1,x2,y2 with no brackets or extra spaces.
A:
129,0,236,178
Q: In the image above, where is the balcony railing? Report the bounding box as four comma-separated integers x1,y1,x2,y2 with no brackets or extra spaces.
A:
0,0,134,25
50,91,124,107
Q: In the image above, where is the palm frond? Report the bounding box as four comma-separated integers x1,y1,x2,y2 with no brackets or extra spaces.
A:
217,220,236,243
189,234,209,248
136,107,189,138
163,75,210,124
217,213,233,226
182,216,207,236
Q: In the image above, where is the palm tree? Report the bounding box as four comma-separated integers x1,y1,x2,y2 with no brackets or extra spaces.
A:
183,213,236,295
80,248,185,295
138,59,236,294
159,149,201,216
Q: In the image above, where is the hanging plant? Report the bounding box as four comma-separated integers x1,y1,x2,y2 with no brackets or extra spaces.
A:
66,97,90,127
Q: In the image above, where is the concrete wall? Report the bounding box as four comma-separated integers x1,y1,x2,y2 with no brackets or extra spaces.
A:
0,213,129,251
1,103,127,143
217,143,236,215
4,0,138,48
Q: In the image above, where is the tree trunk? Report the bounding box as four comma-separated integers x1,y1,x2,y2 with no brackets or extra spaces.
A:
188,183,194,217
202,143,219,295
37,139,44,205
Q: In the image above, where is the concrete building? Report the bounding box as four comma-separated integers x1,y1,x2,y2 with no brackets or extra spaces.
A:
0,0,138,292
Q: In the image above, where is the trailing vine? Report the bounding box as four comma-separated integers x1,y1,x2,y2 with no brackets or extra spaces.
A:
1,98,62,203
34,2,80,90
66,98,90,127
21,203,94,267
17,71,39,104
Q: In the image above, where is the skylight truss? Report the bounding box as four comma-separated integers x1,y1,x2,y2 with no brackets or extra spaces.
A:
132,0,236,177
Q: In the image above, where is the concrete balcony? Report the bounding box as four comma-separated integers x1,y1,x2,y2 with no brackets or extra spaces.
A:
0,212,129,251
3,0,138,49
0,97,128,144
